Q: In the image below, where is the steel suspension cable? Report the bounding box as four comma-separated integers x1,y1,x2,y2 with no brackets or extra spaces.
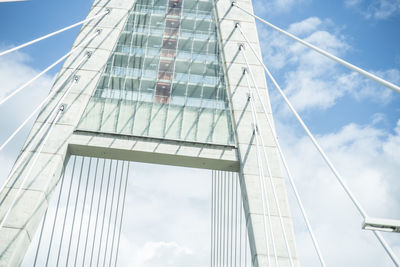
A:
211,171,213,267
0,53,88,152
55,156,77,267
245,70,276,267
239,174,242,267
73,158,93,267
230,172,234,267
89,159,107,267
45,163,68,266
241,45,293,267
33,209,48,267
222,171,226,267
211,170,215,267
231,2,400,95
108,161,126,267
65,157,86,266
0,9,109,58
218,171,222,267
237,25,400,267
0,105,64,230
114,162,130,267
234,173,238,267
238,29,327,267
0,71,82,198
227,172,231,266
96,160,113,267
244,199,248,267
82,158,100,266
102,160,119,267
0,30,100,106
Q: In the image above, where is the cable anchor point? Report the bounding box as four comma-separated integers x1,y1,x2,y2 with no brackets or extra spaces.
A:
246,92,251,101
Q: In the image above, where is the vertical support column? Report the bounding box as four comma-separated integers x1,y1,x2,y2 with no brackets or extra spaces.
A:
214,0,299,266
0,2,134,266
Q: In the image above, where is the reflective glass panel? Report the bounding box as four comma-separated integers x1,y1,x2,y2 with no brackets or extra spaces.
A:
78,0,234,145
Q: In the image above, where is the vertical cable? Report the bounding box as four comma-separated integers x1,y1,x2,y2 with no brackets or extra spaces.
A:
230,172,234,267
96,159,114,267
82,158,100,266
216,170,220,267
65,157,86,266
114,162,131,267
218,171,224,266
45,164,67,266
73,158,93,266
102,160,120,266
226,171,230,266
55,156,77,267
211,170,214,267
244,199,247,267
222,171,226,267
33,209,48,267
239,174,242,267
234,173,238,267
109,161,126,267
89,158,107,267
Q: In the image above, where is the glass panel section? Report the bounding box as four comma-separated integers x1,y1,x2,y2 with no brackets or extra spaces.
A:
78,0,234,145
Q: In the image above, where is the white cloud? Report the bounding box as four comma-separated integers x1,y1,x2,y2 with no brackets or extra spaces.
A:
278,117,400,266
345,0,363,7
259,17,398,112
345,0,400,20
253,0,309,15
0,50,53,186
120,241,194,267
338,69,400,103
287,17,323,36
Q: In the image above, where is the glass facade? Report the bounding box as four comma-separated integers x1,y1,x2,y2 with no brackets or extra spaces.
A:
77,0,234,145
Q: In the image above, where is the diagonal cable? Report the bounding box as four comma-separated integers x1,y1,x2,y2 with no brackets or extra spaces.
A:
242,46,295,267
0,53,89,152
231,2,400,95
0,9,109,58
237,23,400,267
245,69,276,267
238,29,327,267
0,30,100,106
0,104,65,230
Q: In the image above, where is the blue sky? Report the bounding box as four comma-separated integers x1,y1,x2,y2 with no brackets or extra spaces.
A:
0,0,400,266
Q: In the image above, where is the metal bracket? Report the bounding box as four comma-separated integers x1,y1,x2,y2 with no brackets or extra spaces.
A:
362,217,400,233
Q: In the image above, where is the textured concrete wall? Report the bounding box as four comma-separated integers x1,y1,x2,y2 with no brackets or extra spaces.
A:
214,0,299,266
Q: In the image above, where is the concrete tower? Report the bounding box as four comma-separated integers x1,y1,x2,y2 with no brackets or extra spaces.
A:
0,0,299,266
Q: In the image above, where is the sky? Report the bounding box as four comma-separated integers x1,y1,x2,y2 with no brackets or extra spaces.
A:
0,0,400,266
